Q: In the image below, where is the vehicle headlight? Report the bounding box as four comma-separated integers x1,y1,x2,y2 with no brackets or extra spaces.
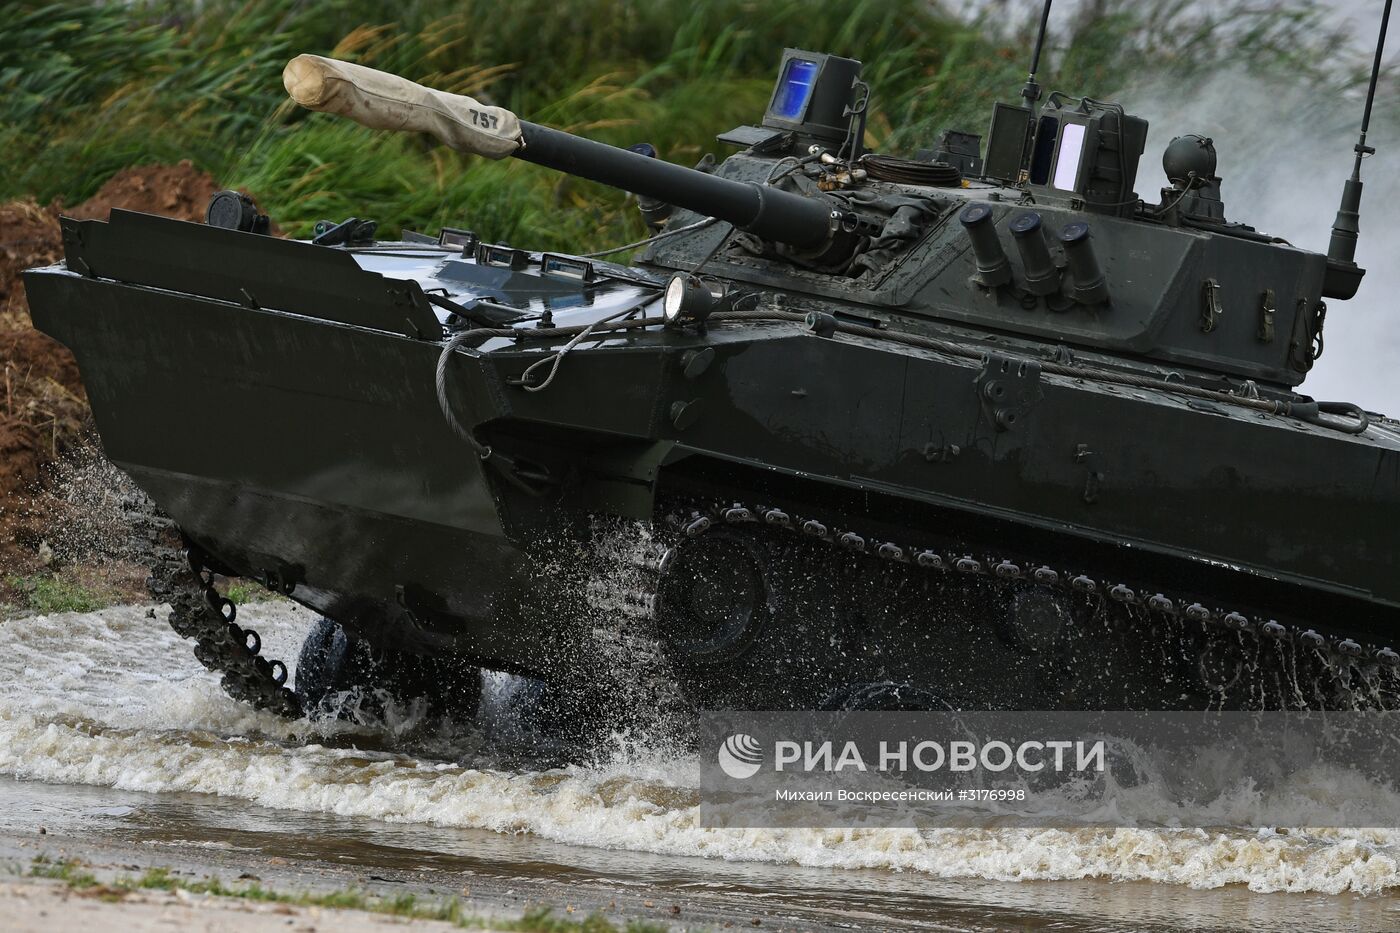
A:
663,273,723,327
663,273,688,323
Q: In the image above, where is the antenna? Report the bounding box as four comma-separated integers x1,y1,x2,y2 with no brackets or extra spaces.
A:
1020,0,1054,116
1326,0,1391,278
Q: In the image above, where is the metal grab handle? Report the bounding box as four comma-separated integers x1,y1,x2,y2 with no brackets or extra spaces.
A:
1292,399,1371,435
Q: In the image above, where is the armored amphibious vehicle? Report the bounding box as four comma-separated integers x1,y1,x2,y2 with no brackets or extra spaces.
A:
24,8,1400,718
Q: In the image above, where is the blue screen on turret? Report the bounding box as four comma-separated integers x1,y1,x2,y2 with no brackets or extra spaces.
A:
772,58,818,120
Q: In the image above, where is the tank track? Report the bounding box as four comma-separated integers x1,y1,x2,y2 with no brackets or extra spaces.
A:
611,496,1400,708
129,502,302,719
124,482,1398,717
580,522,692,716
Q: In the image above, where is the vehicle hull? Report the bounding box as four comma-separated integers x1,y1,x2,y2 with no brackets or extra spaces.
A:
23,217,1400,702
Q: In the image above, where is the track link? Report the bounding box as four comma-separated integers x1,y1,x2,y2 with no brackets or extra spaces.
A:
645,495,1400,707
128,498,301,719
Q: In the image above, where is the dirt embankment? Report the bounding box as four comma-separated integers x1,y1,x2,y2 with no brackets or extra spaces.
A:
0,162,229,596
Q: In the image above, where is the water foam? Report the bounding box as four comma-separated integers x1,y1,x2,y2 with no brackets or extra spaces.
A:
3,601,1400,894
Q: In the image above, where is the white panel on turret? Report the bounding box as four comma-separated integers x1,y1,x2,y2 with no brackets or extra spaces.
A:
1053,122,1086,191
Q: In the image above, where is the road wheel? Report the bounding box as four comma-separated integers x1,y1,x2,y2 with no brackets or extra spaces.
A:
294,617,481,723
654,528,780,670
654,528,844,708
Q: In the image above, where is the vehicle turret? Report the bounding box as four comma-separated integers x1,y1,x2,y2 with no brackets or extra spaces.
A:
283,30,1383,401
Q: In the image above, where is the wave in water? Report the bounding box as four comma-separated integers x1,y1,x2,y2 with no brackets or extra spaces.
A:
1,602,1398,895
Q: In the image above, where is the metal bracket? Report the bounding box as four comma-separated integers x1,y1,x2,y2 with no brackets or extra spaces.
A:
59,218,95,277
715,125,791,152
1311,301,1327,362
60,219,84,250
923,441,961,463
1257,288,1275,343
261,564,302,596
387,281,438,339
394,583,435,630
975,353,1043,431
1200,278,1223,333
1075,443,1102,504
1288,298,1327,373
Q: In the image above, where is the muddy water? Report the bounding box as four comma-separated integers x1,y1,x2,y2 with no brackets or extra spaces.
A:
3,602,1400,930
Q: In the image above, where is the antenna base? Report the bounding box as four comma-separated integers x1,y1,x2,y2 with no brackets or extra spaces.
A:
1323,259,1366,301
1327,176,1363,265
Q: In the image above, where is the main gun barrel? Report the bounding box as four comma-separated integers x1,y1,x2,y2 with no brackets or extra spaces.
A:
515,123,832,248
283,55,835,251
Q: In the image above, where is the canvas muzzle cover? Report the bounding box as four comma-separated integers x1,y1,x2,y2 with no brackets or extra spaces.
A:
283,54,523,159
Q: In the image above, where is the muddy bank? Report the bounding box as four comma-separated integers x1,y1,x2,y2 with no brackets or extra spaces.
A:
0,161,260,604
0,200,75,506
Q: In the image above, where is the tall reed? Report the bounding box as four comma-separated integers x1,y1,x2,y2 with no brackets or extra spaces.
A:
1,0,1381,250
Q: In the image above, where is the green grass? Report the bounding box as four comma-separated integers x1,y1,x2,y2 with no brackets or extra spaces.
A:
2,0,1383,252
4,573,110,614
224,581,266,605
30,858,668,932
29,855,98,888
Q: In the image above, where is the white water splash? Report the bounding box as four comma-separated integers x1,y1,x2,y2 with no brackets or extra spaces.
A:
2,600,1400,895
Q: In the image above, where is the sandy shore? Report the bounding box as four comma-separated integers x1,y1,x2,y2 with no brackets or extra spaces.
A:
0,878,480,933
0,826,690,933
